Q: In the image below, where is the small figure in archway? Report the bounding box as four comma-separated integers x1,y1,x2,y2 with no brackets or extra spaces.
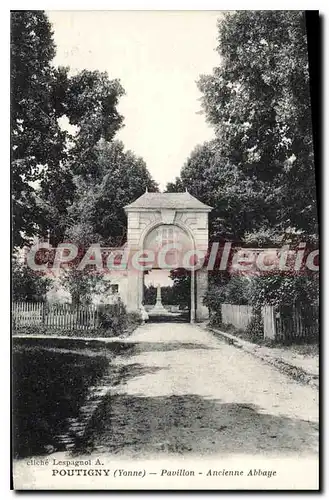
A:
140,302,149,324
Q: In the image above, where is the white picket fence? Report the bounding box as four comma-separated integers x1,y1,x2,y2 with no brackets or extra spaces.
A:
12,302,101,330
12,302,43,326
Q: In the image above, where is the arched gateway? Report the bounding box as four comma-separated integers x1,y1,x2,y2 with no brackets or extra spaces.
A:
124,191,212,323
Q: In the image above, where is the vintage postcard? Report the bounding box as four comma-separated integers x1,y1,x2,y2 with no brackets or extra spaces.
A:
11,10,319,490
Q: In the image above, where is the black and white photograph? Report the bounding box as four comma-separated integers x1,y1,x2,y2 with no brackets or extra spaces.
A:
11,9,320,490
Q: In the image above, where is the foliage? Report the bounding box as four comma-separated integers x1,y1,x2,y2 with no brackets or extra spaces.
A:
36,70,126,245
12,258,51,302
166,11,318,317
11,11,142,248
245,309,264,342
205,276,252,309
12,325,48,336
166,142,283,243
166,142,238,240
11,11,66,247
197,11,317,241
65,140,158,246
248,274,319,308
208,309,222,327
168,12,317,245
97,300,129,335
169,269,191,309
59,269,111,306
204,272,319,326
144,271,191,309
143,285,157,305
143,283,187,306
204,276,253,325
66,72,125,176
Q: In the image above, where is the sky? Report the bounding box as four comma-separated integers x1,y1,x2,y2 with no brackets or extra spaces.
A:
144,269,173,287
48,10,221,190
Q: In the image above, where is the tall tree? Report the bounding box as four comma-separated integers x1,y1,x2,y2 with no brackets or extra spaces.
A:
11,11,66,247
66,140,158,246
11,11,127,247
197,11,317,242
166,141,270,242
37,70,126,245
65,70,125,177
168,12,319,313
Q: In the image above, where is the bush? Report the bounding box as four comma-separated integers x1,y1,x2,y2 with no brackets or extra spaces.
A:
208,310,222,327
126,311,142,326
97,301,143,336
245,309,264,342
205,276,253,325
205,277,252,309
12,325,48,336
98,302,128,335
12,259,51,302
249,274,319,309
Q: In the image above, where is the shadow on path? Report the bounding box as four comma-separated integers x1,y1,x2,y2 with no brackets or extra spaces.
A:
79,393,318,457
12,336,318,460
12,343,167,458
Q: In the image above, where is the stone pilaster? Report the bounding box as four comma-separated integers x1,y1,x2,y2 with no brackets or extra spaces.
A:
196,268,209,321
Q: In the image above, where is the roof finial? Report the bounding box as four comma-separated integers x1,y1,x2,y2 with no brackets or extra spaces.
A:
145,186,148,193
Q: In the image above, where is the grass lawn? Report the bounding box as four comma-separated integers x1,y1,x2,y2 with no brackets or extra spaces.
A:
12,337,131,458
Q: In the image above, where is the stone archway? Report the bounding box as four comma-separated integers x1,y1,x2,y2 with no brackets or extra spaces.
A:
141,221,195,321
124,191,212,323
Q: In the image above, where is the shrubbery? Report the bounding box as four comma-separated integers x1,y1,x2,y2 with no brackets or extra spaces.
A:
205,274,318,313
12,259,51,302
98,304,142,337
204,273,318,344
244,309,264,342
204,276,253,326
98,302,128,335
249,274,319,308
12,325,48,336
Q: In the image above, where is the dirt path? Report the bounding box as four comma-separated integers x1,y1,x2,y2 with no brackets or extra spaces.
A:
82,322,318,458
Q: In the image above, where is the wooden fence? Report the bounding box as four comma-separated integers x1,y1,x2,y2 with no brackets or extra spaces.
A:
221,303,319,342
12,302,123,331
275,304,319,342
221,304,253,330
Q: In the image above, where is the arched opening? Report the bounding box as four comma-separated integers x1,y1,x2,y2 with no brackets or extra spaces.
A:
140,223,195,323
143,268,191,323
124,192,212,322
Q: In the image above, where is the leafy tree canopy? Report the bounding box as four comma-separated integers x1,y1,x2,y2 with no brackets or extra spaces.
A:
12,258,51,301
66,140,158,246
197,11,317,241
168,11,318,245
11,11,65,247
11,11,131,248
167,11,318,311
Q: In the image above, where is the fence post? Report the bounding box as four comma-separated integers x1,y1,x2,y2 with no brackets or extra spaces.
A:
41,303,44,325
262,305,276,340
